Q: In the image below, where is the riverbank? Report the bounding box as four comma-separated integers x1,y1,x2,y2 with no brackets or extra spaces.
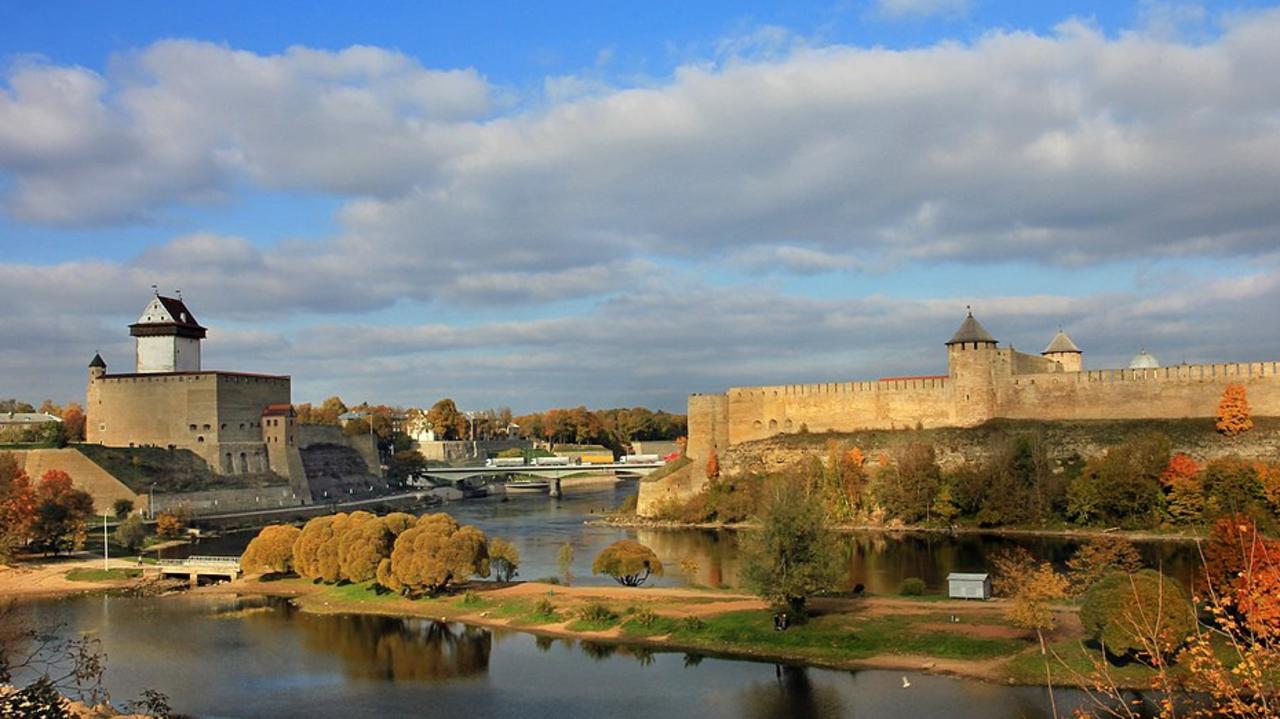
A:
206,576,1165,690
590,514,1207,542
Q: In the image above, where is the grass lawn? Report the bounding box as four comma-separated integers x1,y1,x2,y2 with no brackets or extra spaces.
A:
65,568,142,582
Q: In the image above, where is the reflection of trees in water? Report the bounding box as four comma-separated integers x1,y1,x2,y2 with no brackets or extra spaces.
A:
635,529,743,588
575,640,657,666
293,613,491,681
739,665,844,719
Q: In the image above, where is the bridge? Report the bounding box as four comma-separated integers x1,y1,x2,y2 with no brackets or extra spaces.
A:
416,462,664,497
155,555,242,585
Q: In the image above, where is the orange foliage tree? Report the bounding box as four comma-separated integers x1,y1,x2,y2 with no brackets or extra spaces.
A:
154,512,183,539
377,513,489,596
1216,383,1253,437
0,453,37,560
29,470,94,554
705,449,720,481
1161,453,1203,523
241,524,302,575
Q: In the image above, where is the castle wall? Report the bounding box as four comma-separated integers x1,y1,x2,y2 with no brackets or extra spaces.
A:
686,393,729,461
87,371,290,478
723,378,954,446
997,361,1280,420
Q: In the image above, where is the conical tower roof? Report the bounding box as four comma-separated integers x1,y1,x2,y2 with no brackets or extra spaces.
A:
946,310,996,345
1042,330,1081,354
88,352,107,368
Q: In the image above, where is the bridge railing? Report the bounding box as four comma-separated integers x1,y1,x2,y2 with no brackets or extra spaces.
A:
156,555,241,568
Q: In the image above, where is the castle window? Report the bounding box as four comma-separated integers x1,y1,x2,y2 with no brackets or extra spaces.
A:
753,420,762,430
769,419,778,431
221,423,226,430
189,424,197,431
197,436,204,443
202,424,210,430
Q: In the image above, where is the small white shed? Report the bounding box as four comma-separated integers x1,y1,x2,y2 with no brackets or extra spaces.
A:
947,572,992,600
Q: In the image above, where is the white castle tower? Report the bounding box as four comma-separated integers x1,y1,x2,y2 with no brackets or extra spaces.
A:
129,292,206,373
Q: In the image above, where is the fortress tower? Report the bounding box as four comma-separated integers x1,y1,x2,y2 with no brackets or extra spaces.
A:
946,310,999,425
1042,330,1083,372
130,294,206,373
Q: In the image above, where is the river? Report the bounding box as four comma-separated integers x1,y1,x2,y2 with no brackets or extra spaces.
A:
16,480,1192,717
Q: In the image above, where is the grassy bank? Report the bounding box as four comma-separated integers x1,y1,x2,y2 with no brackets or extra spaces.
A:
225,577,1155,688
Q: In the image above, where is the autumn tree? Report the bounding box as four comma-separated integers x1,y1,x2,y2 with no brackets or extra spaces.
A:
1080,570,1196,661
1216,383,1253,437
592,540,664,587
312,512,374,582
1200,458,1267,522
293,515,339,580
874,443,941,524
705,449,720,481
741,476,840,618
488,537,520,582
154,512,183,540
378,513,489,596
989,545,1038,598
337,512,415,582
1161,452,1203,523
426,398,469,441
29,470,94,554
556,542,575,585
1065,536,1143,596
241,524,303,575
0,454,36,561
60,404,86,443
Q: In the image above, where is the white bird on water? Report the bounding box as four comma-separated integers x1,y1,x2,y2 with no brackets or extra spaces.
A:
901,676,911,689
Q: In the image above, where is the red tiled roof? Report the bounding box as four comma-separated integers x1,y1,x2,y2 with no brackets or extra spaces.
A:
262,403,295,416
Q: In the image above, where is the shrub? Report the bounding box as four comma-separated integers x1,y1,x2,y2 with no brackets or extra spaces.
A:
112,498,134,519
631,607,658,627
577,601,617,624
460,589,482,606
533,597,557,618
1080,570,1196,661
592,540,664,587
680,615,706,632
899,577,926,596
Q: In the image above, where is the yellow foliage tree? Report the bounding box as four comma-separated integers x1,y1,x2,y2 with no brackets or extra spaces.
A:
154,512,183,539
293,515,339,580
592,539,664,587
705,449,720,481
1216,383,1253,437
379,513,489,596
241,524,302,575
488,537,520,582
337,512,416,583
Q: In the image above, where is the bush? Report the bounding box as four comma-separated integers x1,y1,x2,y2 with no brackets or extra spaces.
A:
592,539,664,587
577,601,617,623
631,607,658,627
899,577,926,596
1080,570,1196,661
533,597,557,618
241,524,302,575
154,512,184,539
680,615,706,632
112,498,135,519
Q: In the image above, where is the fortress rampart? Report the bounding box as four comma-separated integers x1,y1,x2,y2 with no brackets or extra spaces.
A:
642,313,1280,516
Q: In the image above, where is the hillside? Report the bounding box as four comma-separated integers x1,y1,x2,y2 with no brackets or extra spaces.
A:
720,417,1280,476
75,444,289,494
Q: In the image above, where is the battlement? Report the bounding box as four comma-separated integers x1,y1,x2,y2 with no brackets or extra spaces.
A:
1011,361,1280,387
728,376,950,399
97,370,290,386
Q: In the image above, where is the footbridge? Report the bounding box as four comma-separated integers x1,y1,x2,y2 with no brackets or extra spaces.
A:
417,462,664,497
155,555,242,585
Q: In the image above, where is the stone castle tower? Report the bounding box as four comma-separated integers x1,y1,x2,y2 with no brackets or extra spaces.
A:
130,293,206,373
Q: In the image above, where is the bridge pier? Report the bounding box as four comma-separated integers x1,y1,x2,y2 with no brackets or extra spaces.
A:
549,477,562,498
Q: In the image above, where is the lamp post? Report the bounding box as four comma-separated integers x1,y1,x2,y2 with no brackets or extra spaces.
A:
103,514,109,570
149,482,157,520
465,412,476,458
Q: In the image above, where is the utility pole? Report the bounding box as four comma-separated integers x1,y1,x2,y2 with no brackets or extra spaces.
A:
103,514,109,570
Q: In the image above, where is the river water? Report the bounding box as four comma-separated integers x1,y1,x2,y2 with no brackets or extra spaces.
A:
17,481,1191,718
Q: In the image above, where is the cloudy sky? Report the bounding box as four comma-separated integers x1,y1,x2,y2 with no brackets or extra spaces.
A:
3,0,1280,412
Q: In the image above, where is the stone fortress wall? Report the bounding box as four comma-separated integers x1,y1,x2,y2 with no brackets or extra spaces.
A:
644,313,1280,516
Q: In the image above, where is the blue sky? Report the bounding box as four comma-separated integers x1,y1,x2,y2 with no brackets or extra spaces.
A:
2,0,1279,412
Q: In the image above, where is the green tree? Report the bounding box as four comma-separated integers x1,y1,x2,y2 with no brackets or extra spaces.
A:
592,540,664,587
426,399,469,441
112,498,134,519
1080,570,1196,661
489,537,520,582
378,513,489,596
875,443,941,524
112,514,147,552
1067,433,1169,528
1201,457,1266,522
741,476,840,618
241,524,302,575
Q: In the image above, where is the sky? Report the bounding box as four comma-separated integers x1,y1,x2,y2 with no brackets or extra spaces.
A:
2,0,1280,413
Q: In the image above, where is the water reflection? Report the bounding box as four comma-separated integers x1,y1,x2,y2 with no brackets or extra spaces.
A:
739,665,846,719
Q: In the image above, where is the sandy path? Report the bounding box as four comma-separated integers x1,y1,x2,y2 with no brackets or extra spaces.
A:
0,555,140,600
